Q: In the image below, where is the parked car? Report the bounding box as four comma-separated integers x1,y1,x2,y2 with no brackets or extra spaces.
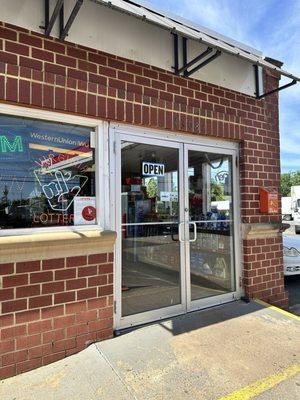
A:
283,234,300,275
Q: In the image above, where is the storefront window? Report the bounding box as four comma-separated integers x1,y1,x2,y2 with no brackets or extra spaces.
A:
0,115,96,230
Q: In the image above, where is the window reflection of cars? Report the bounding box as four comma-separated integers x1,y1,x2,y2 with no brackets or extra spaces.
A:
283,234,300,276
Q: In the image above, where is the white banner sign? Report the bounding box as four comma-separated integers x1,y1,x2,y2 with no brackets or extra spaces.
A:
142,162,165,176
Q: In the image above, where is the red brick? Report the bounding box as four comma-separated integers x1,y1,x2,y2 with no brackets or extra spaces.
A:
68,68,87,81
88,275,107,287
42,258,65,270
44,40,65,54
66,278,86,290
77,287,97,301
20,56,43,70
87,297,107,310
2,349,28,365
0,364,16,380
0,314,14,327
88,52,107,65
65,300,87,314
66,256,87,268
1,324,27,340
3,274,28,288
75,309,97,323
42,328,65,344
30,271,53,284
16,334,41,350
0,263,14,275
16,357,42,374
54,315,75,329
88,318,113,332
56,54,77,68
32,48,54,62
42,281,65,294
55,86,65,110
67,46,87,60
28,343,52,359
52,338,76,353
98,307,113,319
54,291,75,304
28,320,52,335
5,41,29,56
55,268,76,281
98,285,113,296
16,261,40,274
45,62,66,76
78,265,97,277
19,79,31,104
16,309,40,324
0,26,17,40
29,295,52,309
41,305,64,319
99,263,113,274
16,285,40,298
19,33,42,47
32,82,43,106
77,91,86,114
6,77,18,102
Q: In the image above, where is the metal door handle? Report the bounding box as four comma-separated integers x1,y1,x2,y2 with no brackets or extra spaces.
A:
189,222,197,242
178,222,185,242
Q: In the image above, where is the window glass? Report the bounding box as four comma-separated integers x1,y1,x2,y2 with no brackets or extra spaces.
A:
0,115,96,229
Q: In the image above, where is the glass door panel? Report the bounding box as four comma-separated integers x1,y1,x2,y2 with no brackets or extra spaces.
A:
187,149,236,302
121,141,183,317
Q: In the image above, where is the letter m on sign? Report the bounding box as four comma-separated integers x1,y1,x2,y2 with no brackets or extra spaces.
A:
0,136,23,153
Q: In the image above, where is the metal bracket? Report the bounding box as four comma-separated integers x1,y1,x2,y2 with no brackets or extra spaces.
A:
172,34,222,77
42,0,83,40
254,65,297,99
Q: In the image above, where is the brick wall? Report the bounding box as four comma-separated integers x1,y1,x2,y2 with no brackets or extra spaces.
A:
0,253,113,379
0,21,287,377
243,237,288,307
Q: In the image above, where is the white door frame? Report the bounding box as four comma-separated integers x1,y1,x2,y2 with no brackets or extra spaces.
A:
109,124,242,331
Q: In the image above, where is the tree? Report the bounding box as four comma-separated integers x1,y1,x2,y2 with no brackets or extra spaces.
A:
146,178,157,198
281,171,300,196
211,181,225,201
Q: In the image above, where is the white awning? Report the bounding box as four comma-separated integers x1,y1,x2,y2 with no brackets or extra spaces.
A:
91,0,300,82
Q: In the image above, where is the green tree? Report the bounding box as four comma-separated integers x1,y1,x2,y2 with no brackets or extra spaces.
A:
211,181,225,201
146,178,157,198
281,171,300,196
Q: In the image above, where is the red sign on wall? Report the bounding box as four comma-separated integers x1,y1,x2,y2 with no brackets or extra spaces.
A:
259,187,279,214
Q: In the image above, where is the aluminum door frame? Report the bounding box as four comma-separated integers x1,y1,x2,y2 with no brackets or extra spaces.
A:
110,124,242,330
113,132,187,330
183,143,241,312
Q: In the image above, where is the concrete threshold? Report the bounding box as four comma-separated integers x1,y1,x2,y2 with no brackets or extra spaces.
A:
0,301,299,400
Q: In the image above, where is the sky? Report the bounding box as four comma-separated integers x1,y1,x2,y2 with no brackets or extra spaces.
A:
145,0,300,173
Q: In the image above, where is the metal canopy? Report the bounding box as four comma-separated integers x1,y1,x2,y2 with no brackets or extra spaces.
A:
91,0,300,87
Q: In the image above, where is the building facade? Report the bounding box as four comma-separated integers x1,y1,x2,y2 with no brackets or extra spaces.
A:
0,0,297,379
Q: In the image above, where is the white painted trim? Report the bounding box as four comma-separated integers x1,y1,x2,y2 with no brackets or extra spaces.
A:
110,123,239,151
0,103,105,237
0,103,102,126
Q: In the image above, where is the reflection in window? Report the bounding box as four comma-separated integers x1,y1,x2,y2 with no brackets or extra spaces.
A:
0,115,96,229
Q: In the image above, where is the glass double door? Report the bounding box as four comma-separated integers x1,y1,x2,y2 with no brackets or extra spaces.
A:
116,134,238,328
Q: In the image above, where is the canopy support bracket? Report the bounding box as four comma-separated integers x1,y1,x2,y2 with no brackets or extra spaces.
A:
254,65,297,99
172,34,222,77
42,0,83,40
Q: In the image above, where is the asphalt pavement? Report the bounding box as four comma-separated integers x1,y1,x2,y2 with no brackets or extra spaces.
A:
283,221,300,316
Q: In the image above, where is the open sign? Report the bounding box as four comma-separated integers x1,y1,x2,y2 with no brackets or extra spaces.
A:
142,162,165,176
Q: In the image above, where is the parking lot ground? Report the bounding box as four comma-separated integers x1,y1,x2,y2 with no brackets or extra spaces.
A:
1,300,299,400
286,275,300,316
